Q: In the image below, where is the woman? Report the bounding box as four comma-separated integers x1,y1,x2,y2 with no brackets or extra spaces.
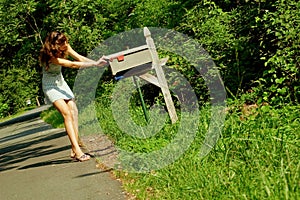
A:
39,31,108,162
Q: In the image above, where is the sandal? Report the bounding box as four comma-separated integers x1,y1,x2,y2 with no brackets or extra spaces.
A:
75,154,91,162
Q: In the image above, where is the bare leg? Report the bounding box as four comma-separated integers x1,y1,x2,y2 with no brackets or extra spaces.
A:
66,100,80,143
53,99,90,161
66,100,83,158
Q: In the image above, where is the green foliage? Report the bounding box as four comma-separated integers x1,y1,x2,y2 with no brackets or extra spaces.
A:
0,66,40,116
1,0,299,113
113,105,300,199
126,0,184,28
0,97,9,118
178,0,299,106
44,0,108,50
255,0,300,105
179,1,243,96
1,0,43,116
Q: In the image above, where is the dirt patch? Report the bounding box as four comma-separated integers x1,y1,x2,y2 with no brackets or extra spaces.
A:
81,134,121,170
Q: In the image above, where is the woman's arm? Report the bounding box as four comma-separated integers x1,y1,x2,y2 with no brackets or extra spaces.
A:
50,44,108,69
50,56,108,69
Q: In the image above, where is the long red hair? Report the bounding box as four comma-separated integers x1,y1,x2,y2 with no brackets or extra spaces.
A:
39,31,68,70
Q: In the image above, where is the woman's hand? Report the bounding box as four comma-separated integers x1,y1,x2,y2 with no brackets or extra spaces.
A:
95,55,111,66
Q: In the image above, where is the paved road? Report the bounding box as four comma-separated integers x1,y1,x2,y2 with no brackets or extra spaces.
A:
0,106,126,200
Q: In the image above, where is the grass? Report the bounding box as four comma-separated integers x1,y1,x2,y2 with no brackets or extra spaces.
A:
41,95,299,199
103,104,299,200
40,106,64,128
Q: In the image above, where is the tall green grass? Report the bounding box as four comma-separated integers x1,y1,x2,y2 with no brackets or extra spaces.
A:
41,96,299,199
92,87,299,199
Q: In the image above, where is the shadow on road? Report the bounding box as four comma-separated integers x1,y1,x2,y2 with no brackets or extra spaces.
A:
0,118,51,143
0,119,71,172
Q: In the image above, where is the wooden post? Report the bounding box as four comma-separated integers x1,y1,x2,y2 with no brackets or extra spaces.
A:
144,27,178,123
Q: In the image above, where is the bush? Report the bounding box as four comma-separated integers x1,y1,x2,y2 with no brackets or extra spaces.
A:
255,0,300,105
0,67,40,116
1,0,299,118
